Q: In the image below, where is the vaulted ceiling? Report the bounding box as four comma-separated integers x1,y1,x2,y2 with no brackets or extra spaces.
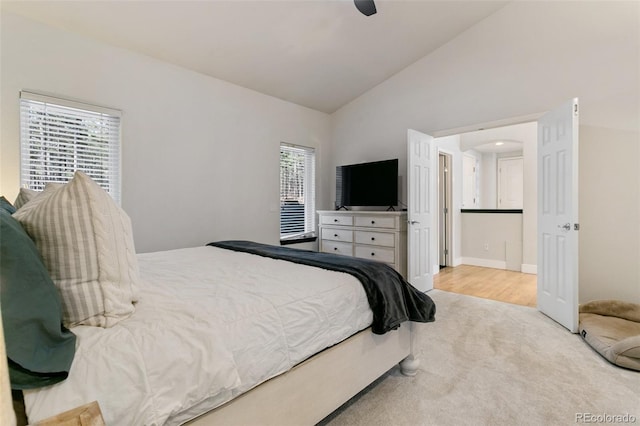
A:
3,0,508,113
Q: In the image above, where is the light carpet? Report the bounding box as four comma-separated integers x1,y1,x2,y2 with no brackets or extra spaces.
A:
321,290,639,426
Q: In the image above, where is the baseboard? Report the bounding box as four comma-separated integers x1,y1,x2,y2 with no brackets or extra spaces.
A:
432,264,440,275
521,264,537,274
461,257,507,270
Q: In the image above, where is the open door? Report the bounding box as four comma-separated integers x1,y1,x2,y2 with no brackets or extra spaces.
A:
537,98,579,332
438,153,451,267
407,129,435,292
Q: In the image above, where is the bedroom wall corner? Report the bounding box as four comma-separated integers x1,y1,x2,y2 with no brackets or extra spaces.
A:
0,11,332,253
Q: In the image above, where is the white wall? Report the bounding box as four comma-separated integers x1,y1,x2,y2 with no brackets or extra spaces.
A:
461,212,523,270
0,12,332,253
579,126,640,303
331,2,640,302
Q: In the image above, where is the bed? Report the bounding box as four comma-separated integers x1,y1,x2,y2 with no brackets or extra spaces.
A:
1,172,435,425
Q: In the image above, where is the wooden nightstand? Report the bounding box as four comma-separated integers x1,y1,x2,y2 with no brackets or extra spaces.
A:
32,401,104,426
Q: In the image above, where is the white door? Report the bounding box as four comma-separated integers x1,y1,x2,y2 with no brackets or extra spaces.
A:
462,154,478,208
407,129,435,292
498,156,523,209
537,98,579,332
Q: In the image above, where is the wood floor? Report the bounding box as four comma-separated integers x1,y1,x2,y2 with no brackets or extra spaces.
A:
434,265,537,307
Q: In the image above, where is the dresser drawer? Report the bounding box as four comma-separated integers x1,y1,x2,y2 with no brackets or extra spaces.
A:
354,231,395,247
354,245,395,263
320,215,354,226
321,240,353,256
354,215,396,229
321,228,353,243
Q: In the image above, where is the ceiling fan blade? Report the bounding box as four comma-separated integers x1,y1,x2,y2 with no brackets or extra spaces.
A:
354,0,377,16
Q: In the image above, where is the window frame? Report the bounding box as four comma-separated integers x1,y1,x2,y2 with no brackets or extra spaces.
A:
19,91,122,204
279,142,317,245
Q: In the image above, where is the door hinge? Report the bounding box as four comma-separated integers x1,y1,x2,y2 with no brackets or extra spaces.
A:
444,249,449,255
574,103,579,116
443,207,448,214
574,223,580,231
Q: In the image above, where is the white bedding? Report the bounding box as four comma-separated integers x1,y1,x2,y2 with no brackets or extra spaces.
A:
24,246,373,425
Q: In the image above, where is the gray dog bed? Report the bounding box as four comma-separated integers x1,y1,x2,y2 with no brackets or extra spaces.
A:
579,300,640,371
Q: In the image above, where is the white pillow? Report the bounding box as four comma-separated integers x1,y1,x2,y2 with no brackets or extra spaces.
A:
14,171,139,327
13,187,38,209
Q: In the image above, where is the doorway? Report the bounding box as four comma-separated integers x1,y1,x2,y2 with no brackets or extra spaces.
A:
438,152,452,268
409,99,579,331
434,121,536,307
434,265,537,307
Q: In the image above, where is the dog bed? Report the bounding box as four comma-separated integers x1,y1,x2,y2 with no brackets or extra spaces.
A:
579,300,640,371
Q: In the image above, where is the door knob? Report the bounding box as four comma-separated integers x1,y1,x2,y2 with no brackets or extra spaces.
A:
557,223,571,231
408,220,420,225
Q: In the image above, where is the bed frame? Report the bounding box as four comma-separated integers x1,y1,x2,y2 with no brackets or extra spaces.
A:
186,322,419,425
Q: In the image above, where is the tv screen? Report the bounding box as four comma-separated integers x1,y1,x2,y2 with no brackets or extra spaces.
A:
336,159,398,208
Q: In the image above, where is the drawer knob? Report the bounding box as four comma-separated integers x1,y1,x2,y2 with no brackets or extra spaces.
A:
371,252,375,256
371,237,375,241
334,219,338,222
334,247,338,251
334,234,339,237
371,220,375,224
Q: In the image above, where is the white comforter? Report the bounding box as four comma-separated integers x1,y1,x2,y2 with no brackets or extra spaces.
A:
24,246,373,425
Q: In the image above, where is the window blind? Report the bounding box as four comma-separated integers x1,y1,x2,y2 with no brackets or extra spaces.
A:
19,91,122,203
280,143,316,240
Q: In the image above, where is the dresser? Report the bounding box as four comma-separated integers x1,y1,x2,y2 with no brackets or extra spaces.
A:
317,210,407,277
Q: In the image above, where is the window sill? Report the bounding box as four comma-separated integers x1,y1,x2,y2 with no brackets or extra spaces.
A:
280,236,317,246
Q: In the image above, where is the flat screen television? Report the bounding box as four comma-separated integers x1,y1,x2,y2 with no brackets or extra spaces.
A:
336,159,398,209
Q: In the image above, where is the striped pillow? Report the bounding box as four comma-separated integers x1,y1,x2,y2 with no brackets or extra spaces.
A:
14,171,139,328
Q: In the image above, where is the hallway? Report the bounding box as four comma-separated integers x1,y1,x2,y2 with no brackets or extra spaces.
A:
434,265,536,307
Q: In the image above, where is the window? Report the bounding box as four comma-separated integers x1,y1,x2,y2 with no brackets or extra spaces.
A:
280,143,316,243
19,91,122,203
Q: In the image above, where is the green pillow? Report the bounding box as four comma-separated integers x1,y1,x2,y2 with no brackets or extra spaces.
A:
0,196,16,214
0,209,76,389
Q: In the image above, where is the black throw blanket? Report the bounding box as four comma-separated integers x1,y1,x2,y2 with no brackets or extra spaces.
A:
207,240,436,335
